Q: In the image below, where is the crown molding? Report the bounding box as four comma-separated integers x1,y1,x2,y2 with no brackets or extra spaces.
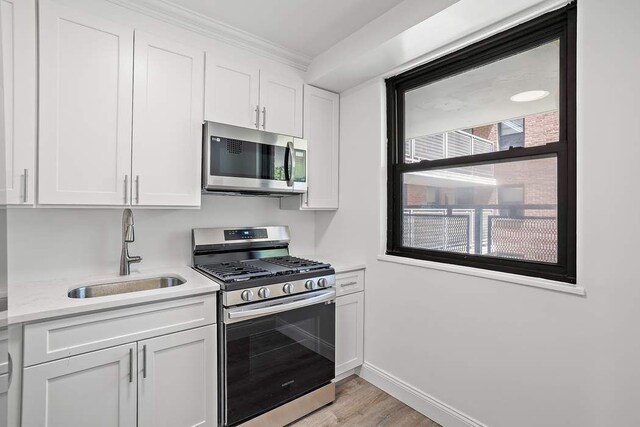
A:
105,0,313,71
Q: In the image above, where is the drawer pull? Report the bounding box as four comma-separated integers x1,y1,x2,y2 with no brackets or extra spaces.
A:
340,281,358,287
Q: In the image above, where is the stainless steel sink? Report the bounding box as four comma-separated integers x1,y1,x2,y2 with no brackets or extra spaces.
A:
68,276,185,298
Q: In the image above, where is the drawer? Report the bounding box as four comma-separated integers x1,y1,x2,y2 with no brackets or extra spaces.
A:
24,294,216,367
334,269,365,297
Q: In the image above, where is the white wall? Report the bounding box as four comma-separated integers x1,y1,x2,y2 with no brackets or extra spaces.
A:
4,0,316,285
316,0,640,425
8,196,315,284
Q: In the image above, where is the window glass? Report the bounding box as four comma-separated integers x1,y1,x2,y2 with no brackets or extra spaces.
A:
402,157,558,263
403,40,560,163
387,4,576,282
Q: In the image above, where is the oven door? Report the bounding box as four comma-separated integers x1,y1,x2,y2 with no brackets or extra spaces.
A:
222,289,335,426
203,122,307,194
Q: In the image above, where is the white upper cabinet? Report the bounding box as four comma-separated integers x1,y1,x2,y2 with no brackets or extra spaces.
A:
132,32,204,207
1,0,37,205
204,57,303,137
303,85,339,209
259,71,303,137
280,84,339,211
38,0,134,205
204,58,260,130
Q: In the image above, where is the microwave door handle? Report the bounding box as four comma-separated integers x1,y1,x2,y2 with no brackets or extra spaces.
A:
285,141,295,187
226,289,335,323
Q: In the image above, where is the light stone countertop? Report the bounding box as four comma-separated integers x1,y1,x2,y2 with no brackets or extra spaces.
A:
9,266,219,324
300,255,366,274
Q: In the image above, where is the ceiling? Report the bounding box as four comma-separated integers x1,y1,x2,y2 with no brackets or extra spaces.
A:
166,0,406,58
405,40,560,139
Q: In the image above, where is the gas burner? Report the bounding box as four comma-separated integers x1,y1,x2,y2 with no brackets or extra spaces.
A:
198,261,273,282
263,256,331,272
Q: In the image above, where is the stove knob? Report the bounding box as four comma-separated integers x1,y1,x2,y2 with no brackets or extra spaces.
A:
283,283,294,294
318,278,328,288
258,287,271,299
305,280,316,290
241,290,254,302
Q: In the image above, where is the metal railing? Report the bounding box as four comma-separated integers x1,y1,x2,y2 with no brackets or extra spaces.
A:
403,205,557,263
405,130,496,178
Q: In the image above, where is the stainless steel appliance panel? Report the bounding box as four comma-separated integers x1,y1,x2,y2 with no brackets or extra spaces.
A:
203,122,307,194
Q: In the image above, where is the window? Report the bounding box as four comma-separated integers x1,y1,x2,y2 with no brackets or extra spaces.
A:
386,4,576,283
498,119,525,150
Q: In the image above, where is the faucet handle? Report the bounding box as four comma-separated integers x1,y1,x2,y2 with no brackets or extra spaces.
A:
124,224,135,243
130,255,142,264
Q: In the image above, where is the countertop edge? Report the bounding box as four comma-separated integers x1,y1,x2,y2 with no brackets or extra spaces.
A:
8,286,219,325
9,266,220,325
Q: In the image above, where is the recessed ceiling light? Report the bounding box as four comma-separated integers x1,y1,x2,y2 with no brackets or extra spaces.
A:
510,90,550,102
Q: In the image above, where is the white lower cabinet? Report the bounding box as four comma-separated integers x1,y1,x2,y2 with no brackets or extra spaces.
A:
22,343,138,427
20,295,217,427
138,326,216,427
335,291,364,376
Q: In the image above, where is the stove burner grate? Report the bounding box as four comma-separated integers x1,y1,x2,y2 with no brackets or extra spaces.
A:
263,256,331,272
199,261,272,282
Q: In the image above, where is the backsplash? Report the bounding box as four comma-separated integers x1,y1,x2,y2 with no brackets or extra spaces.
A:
7,195,315,284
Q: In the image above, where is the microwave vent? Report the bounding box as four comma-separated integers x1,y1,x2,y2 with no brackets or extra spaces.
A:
227,139,243,154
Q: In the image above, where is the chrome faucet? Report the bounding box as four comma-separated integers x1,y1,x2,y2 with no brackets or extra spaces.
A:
120,208,142,275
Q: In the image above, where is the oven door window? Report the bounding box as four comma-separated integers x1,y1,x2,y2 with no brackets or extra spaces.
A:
210,137,288,181
225,301,335,426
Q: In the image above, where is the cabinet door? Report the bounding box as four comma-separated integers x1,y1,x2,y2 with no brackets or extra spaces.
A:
259,71,303,137
0,374,7,424
335,292,364,376
38,0,133,205
303,85,339,209
138,326,216,427
132,31,204,207
1,0,37,205
204,57,259,130
22,343,137,427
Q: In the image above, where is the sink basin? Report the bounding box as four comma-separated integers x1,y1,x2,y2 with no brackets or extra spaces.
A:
68,276,185,298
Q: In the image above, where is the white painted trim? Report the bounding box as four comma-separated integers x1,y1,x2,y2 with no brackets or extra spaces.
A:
105,0,312,71
340,0,572,97
333,366,361,383
377,254,586,296
359,362,487,427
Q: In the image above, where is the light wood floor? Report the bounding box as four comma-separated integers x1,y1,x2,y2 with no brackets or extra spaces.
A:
289,376,441,427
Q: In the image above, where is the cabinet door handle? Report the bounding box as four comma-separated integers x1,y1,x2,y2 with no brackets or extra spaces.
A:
340,281,358,287
135,175,140,204
261,107,266,129
124,175,129,204
23,169,29,203
129,348,133,383
254,105,260,129
143,344,147,379
8,353,12,388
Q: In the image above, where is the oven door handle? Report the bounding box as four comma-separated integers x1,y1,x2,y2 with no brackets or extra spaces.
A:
225,289,335,323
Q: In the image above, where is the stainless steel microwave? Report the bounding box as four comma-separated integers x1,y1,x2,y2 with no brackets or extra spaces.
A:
202,122,307,195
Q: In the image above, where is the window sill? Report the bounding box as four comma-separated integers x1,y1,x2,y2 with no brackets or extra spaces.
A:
377,254,585,296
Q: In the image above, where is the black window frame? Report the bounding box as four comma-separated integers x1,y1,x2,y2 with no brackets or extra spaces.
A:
386,4,576,283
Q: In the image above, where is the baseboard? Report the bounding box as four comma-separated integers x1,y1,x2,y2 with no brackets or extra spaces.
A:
334,366,361,383
358,362,487,427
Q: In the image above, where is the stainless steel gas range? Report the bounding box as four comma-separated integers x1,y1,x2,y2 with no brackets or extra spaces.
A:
192,226,336,427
